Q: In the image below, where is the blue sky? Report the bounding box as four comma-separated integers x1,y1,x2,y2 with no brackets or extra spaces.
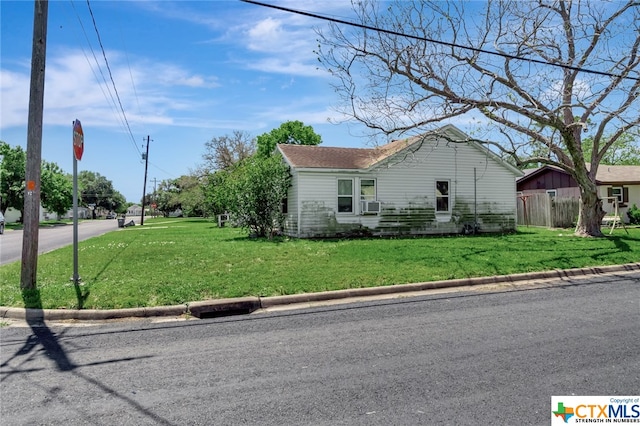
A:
1,0,369,202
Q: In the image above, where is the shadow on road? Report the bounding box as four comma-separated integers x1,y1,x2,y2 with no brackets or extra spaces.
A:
0,288,176,425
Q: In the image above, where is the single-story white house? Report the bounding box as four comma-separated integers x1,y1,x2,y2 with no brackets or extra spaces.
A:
597,166,640,219
277,124,524,238
2,205,90,223
127,205,142,216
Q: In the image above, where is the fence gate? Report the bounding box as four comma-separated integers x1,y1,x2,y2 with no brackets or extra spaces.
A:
517,193,579,228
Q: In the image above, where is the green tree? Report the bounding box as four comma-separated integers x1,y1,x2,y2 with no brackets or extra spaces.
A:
203,170,230,217
153,179,181,217
317,0,639,236
40,161,73,217
1,142,74,219
110,192,127,214
177,174,207,217
582,133,640,166
0,142,26,215
214,155,291,238
154,174,206,217
256,120,322,157
78,171,122,216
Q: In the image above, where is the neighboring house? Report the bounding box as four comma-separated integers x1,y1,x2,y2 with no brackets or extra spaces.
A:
127,205,142,216
277,124,523,238
3,205,91,223
63,206,90,220
517,164,640,222
597,166,640,219
3,205,53,223
3,207,23,223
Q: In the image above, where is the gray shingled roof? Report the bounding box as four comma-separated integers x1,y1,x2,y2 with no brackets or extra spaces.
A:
277,125,523,176
595,165,640,184
277,138,412,169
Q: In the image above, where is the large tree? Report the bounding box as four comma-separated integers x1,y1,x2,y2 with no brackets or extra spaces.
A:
0,142,26,215
40,161,73,217
201,130,256,172
582,133,640,166
1,142,73,219
154,174,206,217
256,120,322,157
317,0,640,237
78,171,125,215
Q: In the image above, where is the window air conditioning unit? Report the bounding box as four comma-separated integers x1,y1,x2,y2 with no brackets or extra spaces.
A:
360,200,381,214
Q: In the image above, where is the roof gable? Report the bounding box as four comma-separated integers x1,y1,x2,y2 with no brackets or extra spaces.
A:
278,124,522,176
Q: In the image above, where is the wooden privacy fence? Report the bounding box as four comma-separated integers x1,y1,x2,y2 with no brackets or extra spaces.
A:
517,193,580,228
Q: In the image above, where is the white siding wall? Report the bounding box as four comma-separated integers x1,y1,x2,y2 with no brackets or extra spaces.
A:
286,139,520,238
283,168,299,235
598,184,640,222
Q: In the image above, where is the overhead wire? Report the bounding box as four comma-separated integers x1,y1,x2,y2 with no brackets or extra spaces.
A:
68,1,124,135
67,0,142,157
80,1,175,181
240,0,640,83
85,0,142,155
116,13,147,136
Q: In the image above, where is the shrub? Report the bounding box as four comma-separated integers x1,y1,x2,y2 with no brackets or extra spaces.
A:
627,204,640,225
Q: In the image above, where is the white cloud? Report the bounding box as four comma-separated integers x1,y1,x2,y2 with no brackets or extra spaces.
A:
0,49,221,131
0,70,30,128
246,58,325,77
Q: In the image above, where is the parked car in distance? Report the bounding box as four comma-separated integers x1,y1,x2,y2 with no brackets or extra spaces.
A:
0,211,5,234
105,212,117,219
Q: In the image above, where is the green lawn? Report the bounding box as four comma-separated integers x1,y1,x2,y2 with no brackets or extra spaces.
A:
1,217,638,309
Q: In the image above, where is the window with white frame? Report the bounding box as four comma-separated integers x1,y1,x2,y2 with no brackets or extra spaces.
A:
436,180,450,213
611,187,623,204
360,179,376,201
338,179,354,213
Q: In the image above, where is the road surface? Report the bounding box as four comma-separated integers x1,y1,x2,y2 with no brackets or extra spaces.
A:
0,217,139,265
1,272,638,425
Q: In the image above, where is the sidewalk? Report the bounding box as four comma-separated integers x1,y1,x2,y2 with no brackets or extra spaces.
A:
2,262,638,324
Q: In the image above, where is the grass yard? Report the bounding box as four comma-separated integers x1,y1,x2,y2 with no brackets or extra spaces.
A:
1,217,638,309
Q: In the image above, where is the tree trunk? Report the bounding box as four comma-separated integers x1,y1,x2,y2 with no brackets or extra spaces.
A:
574,186,605,237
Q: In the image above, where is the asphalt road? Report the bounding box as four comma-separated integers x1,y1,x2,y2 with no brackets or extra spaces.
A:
1,272,638,425
0,217,139,265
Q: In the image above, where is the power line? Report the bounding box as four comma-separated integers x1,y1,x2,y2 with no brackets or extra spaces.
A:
148,161,176,178
85,0,141,153
67,0,142,157
240,0,640,83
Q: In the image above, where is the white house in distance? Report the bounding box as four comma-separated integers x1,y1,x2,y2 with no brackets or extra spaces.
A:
277,124,524,238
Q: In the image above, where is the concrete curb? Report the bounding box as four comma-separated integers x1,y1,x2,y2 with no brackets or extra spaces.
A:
2,262,638,322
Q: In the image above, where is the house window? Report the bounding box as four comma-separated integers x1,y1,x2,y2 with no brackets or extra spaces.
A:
608,186,628,206
611,187,623,203
436,180,450,213
338,179,354,213
281,197,288,214
360,179,376,201
546,190,557,200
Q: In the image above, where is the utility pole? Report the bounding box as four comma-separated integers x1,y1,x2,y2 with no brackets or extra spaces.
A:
21,0,48,291
140,135,150,225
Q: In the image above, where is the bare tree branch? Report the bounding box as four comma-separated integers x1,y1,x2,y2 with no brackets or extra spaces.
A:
316,0,640,236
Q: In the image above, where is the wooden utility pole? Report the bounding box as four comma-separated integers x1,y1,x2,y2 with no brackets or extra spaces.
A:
21,0,48,291
140,136,150,225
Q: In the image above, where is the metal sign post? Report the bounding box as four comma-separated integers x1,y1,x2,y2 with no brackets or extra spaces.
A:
72,119,84,283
